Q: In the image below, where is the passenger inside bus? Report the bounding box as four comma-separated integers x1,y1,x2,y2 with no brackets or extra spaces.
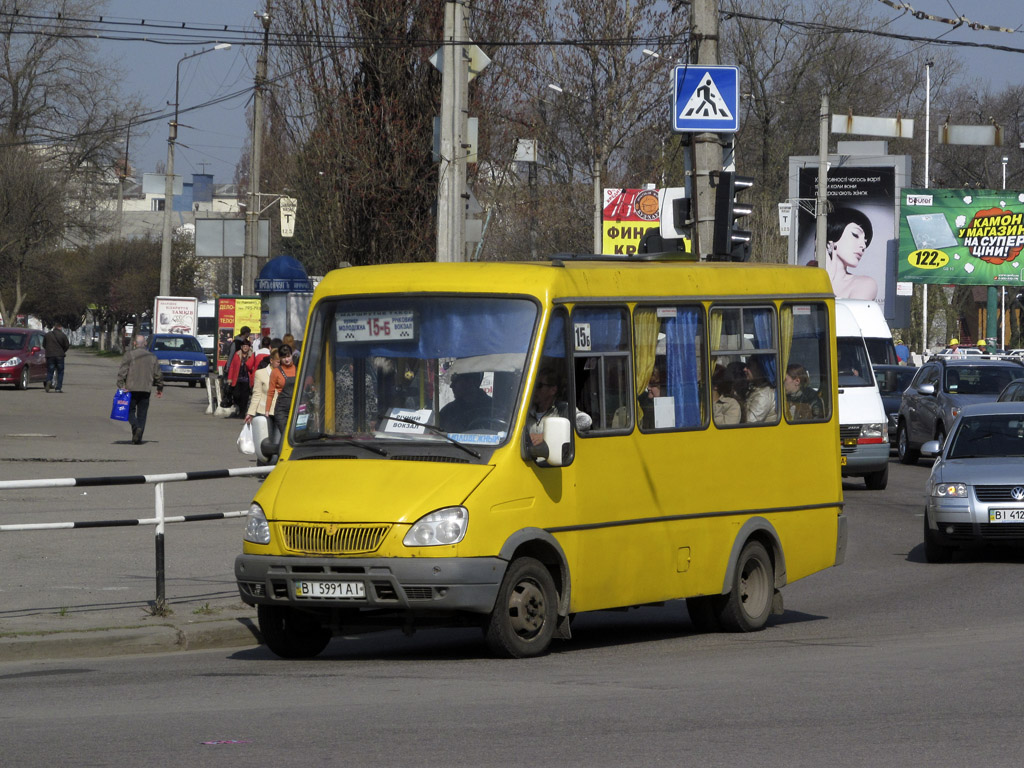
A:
526,366,591,445
439,372,492,433
712,365,741,425
743,357,778,423
783,362,824,421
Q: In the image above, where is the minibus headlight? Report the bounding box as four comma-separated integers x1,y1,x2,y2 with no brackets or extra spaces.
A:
403,506,468,547
932,482,967,498
244,503,271,544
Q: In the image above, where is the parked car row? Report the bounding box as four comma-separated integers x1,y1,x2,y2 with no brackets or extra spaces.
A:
2,328,212,390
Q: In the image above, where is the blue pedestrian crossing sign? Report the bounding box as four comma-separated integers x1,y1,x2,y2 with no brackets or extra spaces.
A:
673,65,739,133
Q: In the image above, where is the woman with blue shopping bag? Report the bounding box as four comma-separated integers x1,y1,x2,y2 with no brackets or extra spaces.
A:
116,334,164,445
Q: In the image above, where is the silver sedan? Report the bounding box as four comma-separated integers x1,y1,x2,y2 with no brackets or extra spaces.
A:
923,402,1024,562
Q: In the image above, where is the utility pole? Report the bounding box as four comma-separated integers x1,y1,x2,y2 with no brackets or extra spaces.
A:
815,93,829,265
690,0,722,261
436,0,469,262
244,6,271,295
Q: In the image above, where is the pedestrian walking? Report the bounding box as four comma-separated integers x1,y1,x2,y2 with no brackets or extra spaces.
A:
116,334,164,444
43,322,70,392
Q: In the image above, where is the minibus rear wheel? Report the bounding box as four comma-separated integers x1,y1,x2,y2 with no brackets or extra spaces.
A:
485,557,557,658
715,541,773,632
258,604,332,659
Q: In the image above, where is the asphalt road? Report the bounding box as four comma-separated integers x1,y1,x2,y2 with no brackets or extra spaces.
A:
4,403,1024,765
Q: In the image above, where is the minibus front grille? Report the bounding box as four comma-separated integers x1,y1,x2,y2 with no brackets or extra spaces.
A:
397,455,471,464
281,523,391,555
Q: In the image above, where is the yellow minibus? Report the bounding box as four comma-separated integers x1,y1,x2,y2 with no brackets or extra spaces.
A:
235,256,846,658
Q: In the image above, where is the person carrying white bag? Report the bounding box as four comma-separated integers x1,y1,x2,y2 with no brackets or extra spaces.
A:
244,348,280,464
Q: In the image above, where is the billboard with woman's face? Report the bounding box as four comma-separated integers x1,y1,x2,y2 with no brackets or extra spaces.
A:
794,165,896,312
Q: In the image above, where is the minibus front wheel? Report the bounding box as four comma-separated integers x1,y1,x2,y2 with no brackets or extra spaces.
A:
485,557,557,658
258,605,332,659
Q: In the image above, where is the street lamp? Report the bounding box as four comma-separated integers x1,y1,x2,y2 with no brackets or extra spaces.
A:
160,43,231,296
1002,155,1009,190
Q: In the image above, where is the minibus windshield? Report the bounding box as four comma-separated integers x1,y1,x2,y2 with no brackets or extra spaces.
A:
290,296,537,449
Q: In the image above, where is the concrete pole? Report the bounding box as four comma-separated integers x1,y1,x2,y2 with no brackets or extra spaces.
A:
244,9,271,295
690,0,721,261
436,1,468,262
815,93,828,265
159,118,177,296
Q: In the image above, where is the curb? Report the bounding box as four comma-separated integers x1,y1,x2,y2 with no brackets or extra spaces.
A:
0,618,262,662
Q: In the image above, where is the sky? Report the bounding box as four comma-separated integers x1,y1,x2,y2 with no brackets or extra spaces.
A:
103,0,259,185
97,0,1024,186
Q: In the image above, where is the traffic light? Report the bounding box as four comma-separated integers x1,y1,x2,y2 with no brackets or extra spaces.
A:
712,171,754,261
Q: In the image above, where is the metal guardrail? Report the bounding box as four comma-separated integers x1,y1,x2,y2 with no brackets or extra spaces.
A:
0,465,272,612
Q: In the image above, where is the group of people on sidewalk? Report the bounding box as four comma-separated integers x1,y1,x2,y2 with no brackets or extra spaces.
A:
223,327,299,462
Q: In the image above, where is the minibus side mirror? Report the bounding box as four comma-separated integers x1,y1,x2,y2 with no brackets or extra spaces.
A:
527,416,572,467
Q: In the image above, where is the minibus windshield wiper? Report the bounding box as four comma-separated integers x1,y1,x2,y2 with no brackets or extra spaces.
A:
294,431,389,456
384,416,482,458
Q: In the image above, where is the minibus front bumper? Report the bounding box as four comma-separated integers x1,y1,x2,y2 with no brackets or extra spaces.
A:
234,554,506,614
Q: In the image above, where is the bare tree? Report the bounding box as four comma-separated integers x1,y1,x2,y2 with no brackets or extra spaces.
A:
0,0,138,321
479,0,686,259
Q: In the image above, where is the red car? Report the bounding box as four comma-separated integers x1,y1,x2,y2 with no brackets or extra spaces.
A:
0,327,47,389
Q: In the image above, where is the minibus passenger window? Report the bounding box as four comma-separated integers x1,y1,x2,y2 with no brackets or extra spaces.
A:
710,305,779,427
634,305,706,431
780,303,831,423
572,306,631,434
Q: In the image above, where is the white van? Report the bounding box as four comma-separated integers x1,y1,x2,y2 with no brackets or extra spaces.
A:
836,298,897,366
835,301,890,490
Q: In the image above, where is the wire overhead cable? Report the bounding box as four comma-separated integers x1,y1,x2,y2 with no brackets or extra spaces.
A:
874,0,1018,34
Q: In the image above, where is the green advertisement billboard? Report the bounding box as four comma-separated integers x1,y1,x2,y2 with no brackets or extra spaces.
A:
898,188,1024,286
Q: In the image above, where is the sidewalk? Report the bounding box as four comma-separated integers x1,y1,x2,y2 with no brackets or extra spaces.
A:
0,348,265,661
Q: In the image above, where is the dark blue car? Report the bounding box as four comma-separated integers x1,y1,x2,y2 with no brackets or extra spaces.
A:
149,334,210,387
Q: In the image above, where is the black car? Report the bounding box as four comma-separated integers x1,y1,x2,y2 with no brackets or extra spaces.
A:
897,357,1024,464
873,364,916,447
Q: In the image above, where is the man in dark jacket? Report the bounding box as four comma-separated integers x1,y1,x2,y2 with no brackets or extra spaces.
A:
43,322,70,392
116,334,164,444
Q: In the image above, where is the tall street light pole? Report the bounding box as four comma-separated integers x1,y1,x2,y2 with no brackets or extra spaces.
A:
160,43,231,296
243,9,271,296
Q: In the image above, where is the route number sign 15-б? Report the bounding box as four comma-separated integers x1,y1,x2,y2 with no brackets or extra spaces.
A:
336,310,416,342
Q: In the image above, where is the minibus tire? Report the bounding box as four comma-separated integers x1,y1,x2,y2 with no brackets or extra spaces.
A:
258,605,332,659
715,541,773,632
485,557,557,658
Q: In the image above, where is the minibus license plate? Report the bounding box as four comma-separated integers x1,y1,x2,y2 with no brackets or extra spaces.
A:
989,509,1024,523
295,580,365,598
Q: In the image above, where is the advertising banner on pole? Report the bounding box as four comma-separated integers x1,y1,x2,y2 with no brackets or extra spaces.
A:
897,188,1024,286
602,188,692,256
